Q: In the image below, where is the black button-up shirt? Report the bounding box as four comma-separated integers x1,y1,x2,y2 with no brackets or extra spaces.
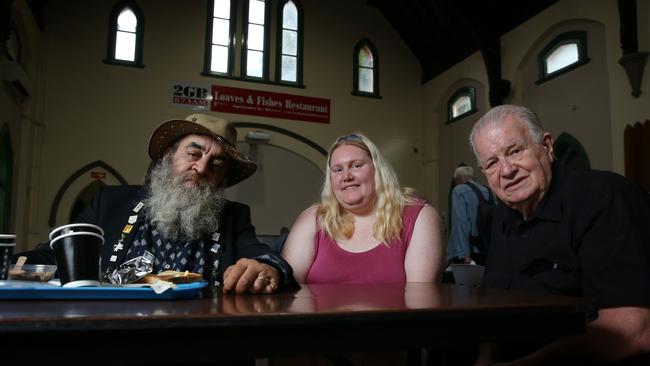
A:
484,163,650,308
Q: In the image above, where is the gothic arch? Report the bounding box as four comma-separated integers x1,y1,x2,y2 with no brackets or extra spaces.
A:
232,122,326,156
48,160,128,227
227,122,325,235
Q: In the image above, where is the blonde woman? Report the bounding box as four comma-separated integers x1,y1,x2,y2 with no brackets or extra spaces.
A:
282,133,443,283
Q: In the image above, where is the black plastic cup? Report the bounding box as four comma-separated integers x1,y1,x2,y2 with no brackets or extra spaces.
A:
0,234,16,280
49,223,104,242
49,231,104,287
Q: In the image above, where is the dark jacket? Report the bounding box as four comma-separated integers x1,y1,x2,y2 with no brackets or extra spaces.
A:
18,185,297,289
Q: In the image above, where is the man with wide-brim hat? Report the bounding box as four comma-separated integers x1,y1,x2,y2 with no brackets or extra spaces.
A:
148,113,257,187
17,114,297,294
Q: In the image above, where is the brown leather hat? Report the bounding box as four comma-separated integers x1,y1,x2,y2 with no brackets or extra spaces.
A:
148,113,257,187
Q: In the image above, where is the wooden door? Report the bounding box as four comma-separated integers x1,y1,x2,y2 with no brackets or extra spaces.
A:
624,120,650,191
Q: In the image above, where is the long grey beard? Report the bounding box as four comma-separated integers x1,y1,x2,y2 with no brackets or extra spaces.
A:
145,155,225,241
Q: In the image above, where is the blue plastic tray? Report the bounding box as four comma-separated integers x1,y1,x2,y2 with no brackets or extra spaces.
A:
0,280,208,300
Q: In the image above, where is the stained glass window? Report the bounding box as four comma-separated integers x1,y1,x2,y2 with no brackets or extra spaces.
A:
447,87,477,123
452,96,472,118
353,40,379,97
358,46,374,92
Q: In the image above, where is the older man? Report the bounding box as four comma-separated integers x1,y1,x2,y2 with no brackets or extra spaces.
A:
470,105,650,365
22,114,296,294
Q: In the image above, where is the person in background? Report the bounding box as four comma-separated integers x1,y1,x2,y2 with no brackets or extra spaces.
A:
446,165,493,265
471,105,650,365
18,114,296,294
282,132,443,284
447,161,469,233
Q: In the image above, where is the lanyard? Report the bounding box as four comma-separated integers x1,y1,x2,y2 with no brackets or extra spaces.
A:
101,201,223,286
209,234,222,287
101,201,144,280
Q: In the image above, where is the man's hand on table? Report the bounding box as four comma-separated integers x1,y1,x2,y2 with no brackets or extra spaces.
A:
223,258,280,294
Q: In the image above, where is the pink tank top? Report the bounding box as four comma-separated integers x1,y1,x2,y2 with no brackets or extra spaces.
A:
305,198,426,284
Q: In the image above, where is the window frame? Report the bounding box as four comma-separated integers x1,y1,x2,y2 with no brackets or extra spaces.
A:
536,31,590,85
275,0,304,87
203,0,238,77
352,38,381,98
447,87,477,124
241,0,271,80
104,0,145,68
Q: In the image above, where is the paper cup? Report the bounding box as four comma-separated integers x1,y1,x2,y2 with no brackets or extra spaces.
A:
49,223,104,241
0,234,16,280
50,231,104,287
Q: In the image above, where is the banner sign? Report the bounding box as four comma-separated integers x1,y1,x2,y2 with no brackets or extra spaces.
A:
210,85,330,124
171,82,210,111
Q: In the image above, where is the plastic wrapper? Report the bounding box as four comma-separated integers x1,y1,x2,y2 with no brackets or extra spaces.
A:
108,251,154,284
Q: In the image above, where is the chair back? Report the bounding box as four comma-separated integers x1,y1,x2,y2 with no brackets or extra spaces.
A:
451,264,485,287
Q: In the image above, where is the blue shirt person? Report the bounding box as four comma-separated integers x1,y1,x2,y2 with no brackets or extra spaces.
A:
446,166,491,265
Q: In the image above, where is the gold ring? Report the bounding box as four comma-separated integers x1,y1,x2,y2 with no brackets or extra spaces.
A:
257,273,268,283
257,273,273,287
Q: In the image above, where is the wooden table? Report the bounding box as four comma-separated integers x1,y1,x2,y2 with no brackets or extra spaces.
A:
0,283,592,364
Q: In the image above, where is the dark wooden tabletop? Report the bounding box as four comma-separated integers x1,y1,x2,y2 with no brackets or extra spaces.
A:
0,283,593,364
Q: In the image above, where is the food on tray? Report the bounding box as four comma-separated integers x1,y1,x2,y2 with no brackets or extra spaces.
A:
139,270,203,284
8,264,57,282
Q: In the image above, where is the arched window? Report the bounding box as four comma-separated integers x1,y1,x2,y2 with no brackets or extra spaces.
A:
537,31,589,84
203,0,305,85
242,0,270,79
105,1,145,67
205,0,235,76
0,125,13,232
352,39,380,98
276,0,303,85
447,87,477,123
